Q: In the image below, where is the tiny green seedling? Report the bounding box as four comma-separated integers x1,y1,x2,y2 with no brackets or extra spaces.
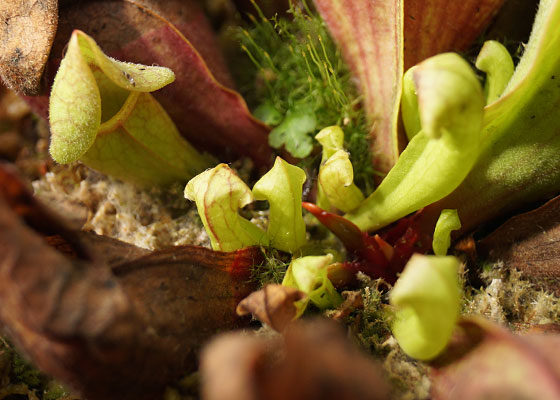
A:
316,126,364,213
282,254,343,316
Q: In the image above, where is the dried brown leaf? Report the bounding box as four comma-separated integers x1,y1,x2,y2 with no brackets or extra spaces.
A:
236,284,305,332
0,0,58,95
0,163,262,400
330,290,364,322
200,319,390,400
45,232,150,266
477,195,560,296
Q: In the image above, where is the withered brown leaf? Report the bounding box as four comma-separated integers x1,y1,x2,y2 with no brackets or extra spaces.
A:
0,163,262,400
200,319,390,400
236,284,306,332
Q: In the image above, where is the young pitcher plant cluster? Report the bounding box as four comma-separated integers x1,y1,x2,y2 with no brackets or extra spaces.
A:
46,0,560,361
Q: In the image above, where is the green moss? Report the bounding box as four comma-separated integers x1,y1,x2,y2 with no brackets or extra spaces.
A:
43,382,72,400
250,248,291,287
11,354,45,389
236,1,373,193
0,338,73,400
354,278,392,355
1,338,45,391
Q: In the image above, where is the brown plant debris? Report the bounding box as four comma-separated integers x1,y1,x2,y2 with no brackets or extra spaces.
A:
236,284,306,332
0,84,32,162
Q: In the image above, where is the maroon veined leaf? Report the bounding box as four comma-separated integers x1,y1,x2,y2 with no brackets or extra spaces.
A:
0,162,263,400
431,317,560,400
124,0,234,87
0,0,58,95
404,0,507,69
314,0,403,178
24,0,272,167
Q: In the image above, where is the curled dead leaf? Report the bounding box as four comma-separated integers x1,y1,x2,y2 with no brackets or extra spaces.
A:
199,332,272,400
200,319,390,400
236,284,306,332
